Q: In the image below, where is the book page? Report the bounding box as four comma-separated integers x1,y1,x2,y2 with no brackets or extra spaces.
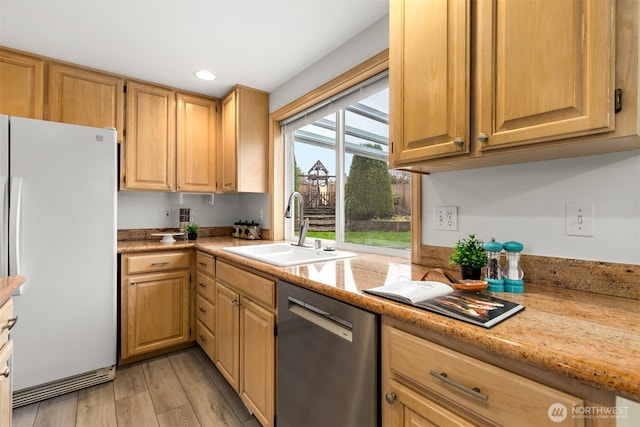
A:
364,281,453,304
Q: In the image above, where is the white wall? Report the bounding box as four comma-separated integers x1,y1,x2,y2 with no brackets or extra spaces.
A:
422,151,640,264
269,14,389,113
117,191,269,230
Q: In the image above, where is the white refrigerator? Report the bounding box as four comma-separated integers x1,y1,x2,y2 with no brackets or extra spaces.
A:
0,115,117,407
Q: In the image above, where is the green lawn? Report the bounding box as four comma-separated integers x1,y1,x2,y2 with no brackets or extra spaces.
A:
305,231,411,250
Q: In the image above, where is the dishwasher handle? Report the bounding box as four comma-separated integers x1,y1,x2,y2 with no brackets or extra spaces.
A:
288,297,353,342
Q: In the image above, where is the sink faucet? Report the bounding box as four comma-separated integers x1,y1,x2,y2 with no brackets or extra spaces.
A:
285,191,309,247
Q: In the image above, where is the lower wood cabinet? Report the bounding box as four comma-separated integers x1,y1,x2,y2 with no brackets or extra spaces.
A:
214,260,275,427
382,320,586,427
120,251,192,363
195,251,216,361
0,299,15,426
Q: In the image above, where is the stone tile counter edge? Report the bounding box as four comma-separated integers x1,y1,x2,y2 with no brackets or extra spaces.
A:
0,276,25,306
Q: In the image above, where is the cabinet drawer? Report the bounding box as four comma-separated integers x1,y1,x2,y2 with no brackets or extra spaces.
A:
196,320,215,361
387,326,584,426
196,272,215,303
196,251,215,277
196,294,215,331
126,251,190,274
0,299,15,348
216,260,275,308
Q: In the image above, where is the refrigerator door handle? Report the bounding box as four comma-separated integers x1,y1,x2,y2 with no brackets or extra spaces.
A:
9,177,22,277
0,176,6,276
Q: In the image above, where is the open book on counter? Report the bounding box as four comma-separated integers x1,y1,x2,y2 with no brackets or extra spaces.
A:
363,280,524,328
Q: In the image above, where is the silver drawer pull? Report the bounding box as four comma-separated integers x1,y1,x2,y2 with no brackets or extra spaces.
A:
199,335,206,342
430,370,488,402
199,307,207,313
151,261,170,266
1,367,9,378
198,282,207,288
199,262,207,267
2,316,18,331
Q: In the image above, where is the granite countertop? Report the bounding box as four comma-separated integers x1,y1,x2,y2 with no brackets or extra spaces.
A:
118,237,640,402
0,276,25,306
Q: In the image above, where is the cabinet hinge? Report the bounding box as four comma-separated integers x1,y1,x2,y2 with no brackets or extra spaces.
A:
123,84,127,93
391,141,394,153
615,88,622,113
274,324,278,336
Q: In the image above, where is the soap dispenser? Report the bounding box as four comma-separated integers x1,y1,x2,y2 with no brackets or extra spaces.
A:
503,241,525,293
483,238,504,292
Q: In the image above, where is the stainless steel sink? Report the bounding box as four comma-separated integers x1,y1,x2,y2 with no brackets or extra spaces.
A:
222,243,355,267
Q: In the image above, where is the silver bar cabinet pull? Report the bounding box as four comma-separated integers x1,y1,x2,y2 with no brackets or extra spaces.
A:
430,370,488,402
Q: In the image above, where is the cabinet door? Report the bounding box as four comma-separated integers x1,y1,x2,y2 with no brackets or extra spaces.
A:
475,0,614,152
219,86,269,193
48,63,125,143
384,379,475,427
219,90,238,192
124,81,176,191
389,0,469,167
177,93,217,192
215,282,240,391
240,298,275,427
0,341,12,427
122,270,190,358
0,48,44,119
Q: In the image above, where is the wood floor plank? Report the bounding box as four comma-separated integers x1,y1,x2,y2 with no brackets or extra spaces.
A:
157,403,201,427
115,391,158,427
142,355,189,414
33,391,78,427
11,402,39,427
168,350,244,427
76,382,117,427
113,364,147,401
192,348,255,423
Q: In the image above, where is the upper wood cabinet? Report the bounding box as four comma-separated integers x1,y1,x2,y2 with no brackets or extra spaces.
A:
48,63,125,143
177,93,218,192
0,48,44,119
123,80,177,191
389,0,623,173
219,85,269,193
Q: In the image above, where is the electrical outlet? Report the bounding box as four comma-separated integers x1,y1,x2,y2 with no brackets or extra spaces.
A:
566,202,594,236
164,209,172,222
434,206,458,231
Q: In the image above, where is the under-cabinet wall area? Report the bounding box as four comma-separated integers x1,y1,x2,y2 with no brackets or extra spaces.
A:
422,151,640,264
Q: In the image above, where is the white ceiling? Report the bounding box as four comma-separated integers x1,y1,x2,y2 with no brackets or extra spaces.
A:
0,0,389,98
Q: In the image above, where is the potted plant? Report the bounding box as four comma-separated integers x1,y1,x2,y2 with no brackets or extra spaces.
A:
449,234,488,279
185,223,199,240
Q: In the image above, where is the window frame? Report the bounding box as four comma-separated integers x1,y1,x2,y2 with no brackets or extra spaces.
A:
269,50,423,263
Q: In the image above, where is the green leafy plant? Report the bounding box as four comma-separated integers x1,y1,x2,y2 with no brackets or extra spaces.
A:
449,234,488,268
185,223,200,234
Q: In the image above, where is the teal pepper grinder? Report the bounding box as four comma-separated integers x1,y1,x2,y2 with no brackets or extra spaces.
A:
483,238,504,292
503,241,525,293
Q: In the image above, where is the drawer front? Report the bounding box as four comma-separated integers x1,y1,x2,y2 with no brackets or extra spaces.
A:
126,251,190,274
196,272,215,303
196,320,215,361
196,294,215,331
0,299,14,348
387,326,584,426
196,251,215,277
216,260,275,308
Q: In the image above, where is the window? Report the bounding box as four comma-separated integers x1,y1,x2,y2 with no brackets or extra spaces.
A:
282,72,411,256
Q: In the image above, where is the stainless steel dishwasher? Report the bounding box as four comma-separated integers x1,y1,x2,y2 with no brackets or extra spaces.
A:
277,280,379,427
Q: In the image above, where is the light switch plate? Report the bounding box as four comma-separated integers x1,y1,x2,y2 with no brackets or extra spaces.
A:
566,202,594,237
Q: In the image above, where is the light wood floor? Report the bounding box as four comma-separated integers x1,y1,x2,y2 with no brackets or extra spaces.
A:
11,347,260,427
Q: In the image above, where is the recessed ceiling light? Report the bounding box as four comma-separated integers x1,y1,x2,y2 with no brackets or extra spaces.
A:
194,70,216,81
